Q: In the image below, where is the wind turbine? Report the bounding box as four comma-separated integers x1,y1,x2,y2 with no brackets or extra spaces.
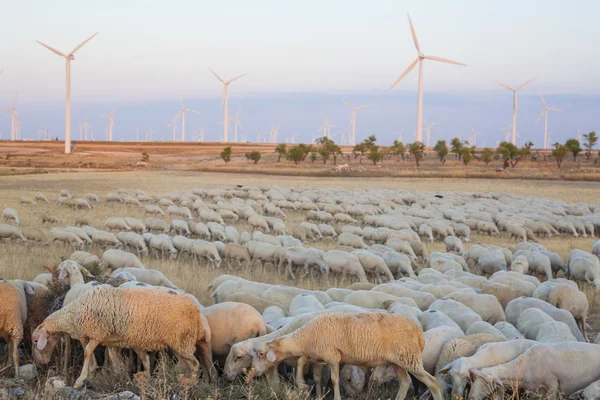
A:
2,94,18,141
167,122,180,141
209,69,247,143
197,128,205,142
171,99,199,142
100,107,117,141
577,128,582,143
342,100,370,145
423,121,438,147
499,125,512,143
317,115,336,139
37,33,98,153
229,109,244,143
269,124,280,143
389,14,466,143
394,128,404,142
495,78,535,145
535,94,563,149
470,128,482,147
82,118,91,140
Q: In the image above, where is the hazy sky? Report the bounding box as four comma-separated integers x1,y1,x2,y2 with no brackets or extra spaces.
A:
1,0,599,145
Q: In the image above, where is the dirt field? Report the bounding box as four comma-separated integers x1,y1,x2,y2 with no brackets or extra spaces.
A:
1,140,599,181
0,169,599,399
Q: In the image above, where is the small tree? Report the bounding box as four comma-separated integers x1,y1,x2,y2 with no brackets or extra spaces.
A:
245,151,262,164
481,148,494,166
583,132,598,160
460,148,472,166
319,148,330,164
316,137,342,165
220,146,232,163
450,138,464,160
496,141,530,168
309,151,318,163
408,142,425,167
274,143,287,162
391,140,406,161
552,144,568,169
564,138,582,161
433,140,448,163
287,146,305,165
140,152,150,162
367,146,382,165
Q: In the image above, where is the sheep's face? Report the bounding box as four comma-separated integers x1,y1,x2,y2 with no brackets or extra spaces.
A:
467,373,502,400
341,365,366,397
32,325,60,364
223,343,252,381
250,342,277,375
370,364,395,387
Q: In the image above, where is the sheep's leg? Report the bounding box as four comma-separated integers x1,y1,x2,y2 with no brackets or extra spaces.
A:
265,366,281,391
287,261,296,280
197,341,215,381
312,363,324,399
579,317,589,342
391,364,411,400
295,356,310,391
63,334,71,376
133,349,151,373
404,364,442,400
328,362,342,400
74,339,100,389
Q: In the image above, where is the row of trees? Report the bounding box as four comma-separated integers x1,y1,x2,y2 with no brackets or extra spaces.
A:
221,131,598,169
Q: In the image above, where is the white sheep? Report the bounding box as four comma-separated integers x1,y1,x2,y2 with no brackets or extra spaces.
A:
111,267,177,289
351,250,394,282
323,250,367,282
0,224,27,243
429,298,482,333
102,249,146,270
116,231,148,255
148,234,177,258
92,230,122,249
444,236,464,255
34,192,50,203
191,240,222,268
105,217,132,232
20,195,37,205
3,208,20,226
170,219,191,236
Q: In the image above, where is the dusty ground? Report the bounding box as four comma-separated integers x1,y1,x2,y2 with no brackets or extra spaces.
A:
1,140,599,181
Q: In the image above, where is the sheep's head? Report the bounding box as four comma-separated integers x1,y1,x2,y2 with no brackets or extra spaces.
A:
32,324,60,365
369,364,395,387
249,341,279,376
223,341,253,381
341,365,367,397
467,368,503,400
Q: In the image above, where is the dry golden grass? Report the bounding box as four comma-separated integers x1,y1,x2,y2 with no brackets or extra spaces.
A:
0,170,598,399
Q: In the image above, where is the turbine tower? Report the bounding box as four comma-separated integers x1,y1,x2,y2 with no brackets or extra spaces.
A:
342,100,370,146
81,118,91,140
269,124,280,143
494,78,535,145
535,94,563,149
423,121,438,147
389,14,466,143
499,125,512,143
470,128,482,147
37,33,98,154
171,99,200,141
317,115,336,139
209,69,247,143
229,108,244,143
1,94,18,141
167,122,180,141
100,107,117,141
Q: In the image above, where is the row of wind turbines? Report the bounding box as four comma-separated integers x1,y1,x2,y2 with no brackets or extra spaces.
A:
2,13,568,153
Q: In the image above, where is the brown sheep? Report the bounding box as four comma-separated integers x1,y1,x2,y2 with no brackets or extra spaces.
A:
251,313,442,400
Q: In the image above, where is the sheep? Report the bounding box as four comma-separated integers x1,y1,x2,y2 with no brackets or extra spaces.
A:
317,223,337,239
106,193,124,203
62,226,93,245
373,283,436,310
33,285,206,388
468,343,600,400
41,213,62,225
569,256,600,288
212,279,274,304
262,286,332,309
49,228,84,248
344,290,418,310
547,283,590,341
34,192,50,203
418,310,462,331
248,215,270,233
22,227,47,244
148,234,177,258
429,298,482,333
516,307,554,339
116,231,148,255
3,208,20,226
476,249,507,276
122,217,145,234
0,279,35,378
570,379,600,400
123,195,144,207
323,250,367,282
437,339,537,399
381,251,417,279
288,294,326,317
105,217,132,232
465,321,506,337
202,302,266,359
278,246,327,279
385,238,418,261
445,291,506,324
170,219,191,236
418,224,435,243
223,242,251,269
476,220,500,236
453,223,471,242
20,195,37,205
251,313,443,400
101,249,146,271
110,267,177,289
92,230,122,249
444,236,464,255
0,224,27,243
224,293,287,314
510,254,529,274
535,320,578,343
70,197,94,210
145,217,169,234
68,251,101,268
190,240,222,268
144,204,164,216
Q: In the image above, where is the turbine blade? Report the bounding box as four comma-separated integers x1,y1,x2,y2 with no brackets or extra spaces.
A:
407,13,421,54
516,78,535,91
548,108,564,112
236,108,241,117
540,94,547,107
424,55,467,67
69,32,99,55
227,73,248,83
389,57,419,90
355,104,371,110
180,98,184,109
209,69,225,83
37,41,67,57
237,121,244,130
189,109,201,114
342,99,353,109
535,110,546,123
494,80,514,91
13,93,18,108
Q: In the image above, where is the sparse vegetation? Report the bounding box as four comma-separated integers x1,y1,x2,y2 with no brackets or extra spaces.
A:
286,145,305,165
583,132,598,160
274,143,287,162
141,152,150,162
433,140,448,163
220,146,232,163
482,148,494,166
408,141,425,167
565,138,582,161
245,151,262,164
552,143,569,169
451,137,464,160
367,145,383,165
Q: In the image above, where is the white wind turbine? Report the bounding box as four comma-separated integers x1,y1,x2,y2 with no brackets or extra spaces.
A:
81,118,91,140
171,99,200,142
394,128,404,142
269,124,280,143
101,107,117,141
499,125,512,143
167,122,180,141
342,100,370,145
389,13,466,143
37,33,98,153
317,115,336,139
423,121,438,147
229,109,244,143
2,94,18,141
470,128,482,147
577,128,582,143
209,69,247,143
495,78,535,145
535,94,563,149
196,128,205,142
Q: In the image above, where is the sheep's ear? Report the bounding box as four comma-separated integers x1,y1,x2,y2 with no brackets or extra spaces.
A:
37,330,48,350
437,361,454,375
58,267,67,280
266,348,276,362
468,367,483,380
351,368,361,385
23,282,35,295
248,348,256,357
81,267,94,278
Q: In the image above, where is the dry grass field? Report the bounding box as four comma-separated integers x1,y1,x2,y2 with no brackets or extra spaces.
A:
0,169,599,399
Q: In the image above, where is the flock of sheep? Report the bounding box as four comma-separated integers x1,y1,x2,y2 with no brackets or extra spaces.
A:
2,184,600,400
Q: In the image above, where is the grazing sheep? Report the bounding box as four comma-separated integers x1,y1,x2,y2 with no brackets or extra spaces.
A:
190,240,222,268
110,267,177,289
444,236,465,255
323,250,367,282
224,293,287,314
92,230,122,249
429,298,483,332
0,224,27,243
41,213,62,225
476,249,507,276
102,249,146,270
106,193,124,203
20,195,37,205
68,251,101,268
445,291,506,324
105,217,132,232
22,227,47,244
170,219,191,236
148,234,177,258
116,231,148,255
144,204,164,216
251,313,443,400
373,283,436,310
381,251,417,279
49,228,84,248
145,217,169,234
33,285,206,388
0,279,35,378
548,283,590,341
278,246,328,279
351,250,394,282
34,192,50,203
3,208,20,226
224,243,252,268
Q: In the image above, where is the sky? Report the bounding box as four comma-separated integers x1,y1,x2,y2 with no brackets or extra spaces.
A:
1,0,599,145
